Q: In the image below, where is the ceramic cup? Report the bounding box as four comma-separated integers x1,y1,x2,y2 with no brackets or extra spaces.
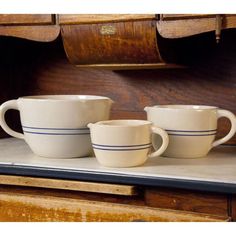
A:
144,105,236,158
88,120,169,167
0,95,113,158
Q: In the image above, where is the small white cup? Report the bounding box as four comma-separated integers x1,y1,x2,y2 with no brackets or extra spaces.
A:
145,105,236,158
0,95,113,158
88,119,169,167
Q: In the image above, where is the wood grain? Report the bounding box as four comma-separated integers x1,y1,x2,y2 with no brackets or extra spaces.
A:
0,189,229,221
145,188,228,217
0,175,137,196
61,20,164,66
0,185,145,206
59,14,156,24
157,15,236,38
0,25,60,42
231,196,236,221
0,14,54,25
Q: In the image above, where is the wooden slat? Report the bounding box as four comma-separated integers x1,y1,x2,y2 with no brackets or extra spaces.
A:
145,188,229,217
0,25,60,42
0,185,146,207
59,14,156,24
160,14,215,21
0,191,229,222
0,175,137,196
0,14,53,25
75,63,184,70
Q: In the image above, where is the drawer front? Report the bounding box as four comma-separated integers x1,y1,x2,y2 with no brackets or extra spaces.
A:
0,191,229,222
145,188,229,217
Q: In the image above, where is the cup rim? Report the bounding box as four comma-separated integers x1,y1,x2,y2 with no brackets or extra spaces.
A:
149,105,218,110
94,119,152,127
18,95,112,102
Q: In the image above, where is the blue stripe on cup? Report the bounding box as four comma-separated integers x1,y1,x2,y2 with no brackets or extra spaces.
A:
166,129,217,137
92,143,152,151
22,125,90,136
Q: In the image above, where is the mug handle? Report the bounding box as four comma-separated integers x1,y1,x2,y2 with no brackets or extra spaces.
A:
0,100,24,139
148,126,169,158
212,109,236,147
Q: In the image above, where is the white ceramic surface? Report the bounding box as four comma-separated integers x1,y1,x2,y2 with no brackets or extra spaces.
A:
0,95,113,158
145,105,236,158
88,120,169,167
1,138,236,186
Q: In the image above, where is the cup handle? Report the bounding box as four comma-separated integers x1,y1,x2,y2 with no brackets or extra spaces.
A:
148,126,169,158
0,100,24,139
212,109,236,147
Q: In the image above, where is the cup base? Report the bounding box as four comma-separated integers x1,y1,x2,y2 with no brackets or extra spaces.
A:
95,151,148,168
25,134,93,159
33,153,92,159
162,154,208,159
97,161,146,168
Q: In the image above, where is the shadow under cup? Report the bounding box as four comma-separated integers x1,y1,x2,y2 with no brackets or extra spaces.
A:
145,105,236,158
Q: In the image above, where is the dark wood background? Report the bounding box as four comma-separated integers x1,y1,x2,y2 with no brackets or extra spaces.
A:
1,29,236,143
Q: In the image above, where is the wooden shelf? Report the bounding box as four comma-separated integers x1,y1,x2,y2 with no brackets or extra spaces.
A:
0,174,137,196
0,138,236,194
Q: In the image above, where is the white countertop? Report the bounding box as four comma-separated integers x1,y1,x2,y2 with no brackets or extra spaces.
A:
0,138,236,187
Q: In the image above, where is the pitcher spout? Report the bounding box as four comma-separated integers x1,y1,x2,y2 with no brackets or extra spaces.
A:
87,123,93,129
144,106,151,112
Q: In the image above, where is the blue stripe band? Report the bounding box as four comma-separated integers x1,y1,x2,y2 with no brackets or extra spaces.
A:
168,133,217,137
93,146,151,151
92,143,152,148
23,131,90,135
22,125,89,131
166,129,217,133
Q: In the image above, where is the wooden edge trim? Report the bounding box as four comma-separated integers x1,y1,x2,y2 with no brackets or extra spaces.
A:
75,63,185,70
0,14,55,26
0,175,138,196
160,14,216,21
58,14,157,25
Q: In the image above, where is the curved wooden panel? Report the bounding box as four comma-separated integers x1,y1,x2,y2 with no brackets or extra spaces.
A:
61,20,165,67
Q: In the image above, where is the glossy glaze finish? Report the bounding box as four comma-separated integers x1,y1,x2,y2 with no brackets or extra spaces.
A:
0,95,113,158
145,105,236,158
88,120,169,167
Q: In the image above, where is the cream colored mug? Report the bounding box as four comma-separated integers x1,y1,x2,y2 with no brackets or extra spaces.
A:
88,119,169,167
0,95,113,158
145,105,236,158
